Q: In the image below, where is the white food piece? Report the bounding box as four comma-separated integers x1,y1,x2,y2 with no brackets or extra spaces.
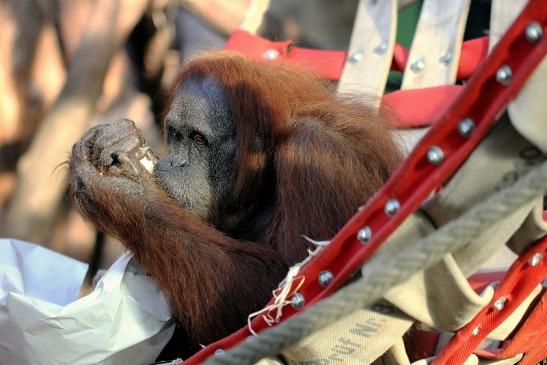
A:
139,147,158,174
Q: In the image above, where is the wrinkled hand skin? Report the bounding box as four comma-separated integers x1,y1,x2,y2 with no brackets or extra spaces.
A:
69,119,153,232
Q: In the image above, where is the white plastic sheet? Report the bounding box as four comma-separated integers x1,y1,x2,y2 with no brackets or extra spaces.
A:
0,238,175,365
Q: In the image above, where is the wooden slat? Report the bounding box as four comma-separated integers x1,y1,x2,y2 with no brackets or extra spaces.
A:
337,0,397,98
489,0,527,52
401,0,471,89
239,0,270,35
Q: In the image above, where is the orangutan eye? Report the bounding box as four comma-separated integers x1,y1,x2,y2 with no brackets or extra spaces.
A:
190,131,207,145
167,126,183,141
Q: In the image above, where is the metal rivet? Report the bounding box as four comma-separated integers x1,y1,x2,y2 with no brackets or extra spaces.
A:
374,41,388,54
410,58,425,73
291,292,305,309
529,253,543,267
384,199,400,217
496,65,512,86
458,118,475,138
471,326,480,336
318,271,334,287
348,50,364,64
263,49,279,60
357,226,372,244
493,296,507,311
372,304,393,314
215,349,225,355
525,22,543,43
427,146,445,165
439,51,453,65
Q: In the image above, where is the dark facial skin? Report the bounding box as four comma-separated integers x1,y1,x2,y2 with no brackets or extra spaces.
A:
154,77,237,221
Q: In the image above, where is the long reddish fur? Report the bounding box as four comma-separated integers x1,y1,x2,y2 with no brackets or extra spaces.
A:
72,51,402,349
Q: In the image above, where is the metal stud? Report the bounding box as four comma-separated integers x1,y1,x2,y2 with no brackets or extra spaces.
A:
496,65,512,86
372,304,392,314
348,50,364,64
410,58,425,73
263,49,280,60
493,296,507,311
215,349,225,355
384,199,400,217
374,41,388,55
471,326,480,336
458,118,475,138
427,146,445,165
318,271,334,287
525,22,543,43
529,253,543,267
439,51,453,65
357,226,372,244
291,292,305,309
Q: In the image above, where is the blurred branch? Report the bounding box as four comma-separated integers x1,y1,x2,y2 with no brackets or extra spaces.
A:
4,0,150,243
180,0,419,37
9,0,45,85
180,0,251,35
143,1,177,80
7,0,47,142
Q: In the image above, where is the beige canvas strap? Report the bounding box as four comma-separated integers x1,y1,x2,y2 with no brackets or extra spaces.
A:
508,56,547,155
254,358,284,365
378,338,411,365
488,0,527,52
282,303,414,365
337,0,398,98
396,0,471,151
509,199,547,253
240,0,270,35
401,0,471,89
489,1,547,156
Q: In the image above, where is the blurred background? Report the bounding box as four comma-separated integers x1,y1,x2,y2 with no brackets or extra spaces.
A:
0,0,490,286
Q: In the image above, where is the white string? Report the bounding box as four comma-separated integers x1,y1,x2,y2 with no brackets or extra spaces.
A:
247,236,329,335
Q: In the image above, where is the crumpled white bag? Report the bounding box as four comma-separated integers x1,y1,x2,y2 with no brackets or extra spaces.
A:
0,238,175,365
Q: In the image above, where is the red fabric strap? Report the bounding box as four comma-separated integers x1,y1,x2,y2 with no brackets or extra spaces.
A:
224,30,346,81
382,85,463,128
225,30,487,128
468,272,506,293
225,29,489,82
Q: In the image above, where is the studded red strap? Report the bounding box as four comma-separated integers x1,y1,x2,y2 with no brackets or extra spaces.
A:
434,237,547,364
185,1,546,363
